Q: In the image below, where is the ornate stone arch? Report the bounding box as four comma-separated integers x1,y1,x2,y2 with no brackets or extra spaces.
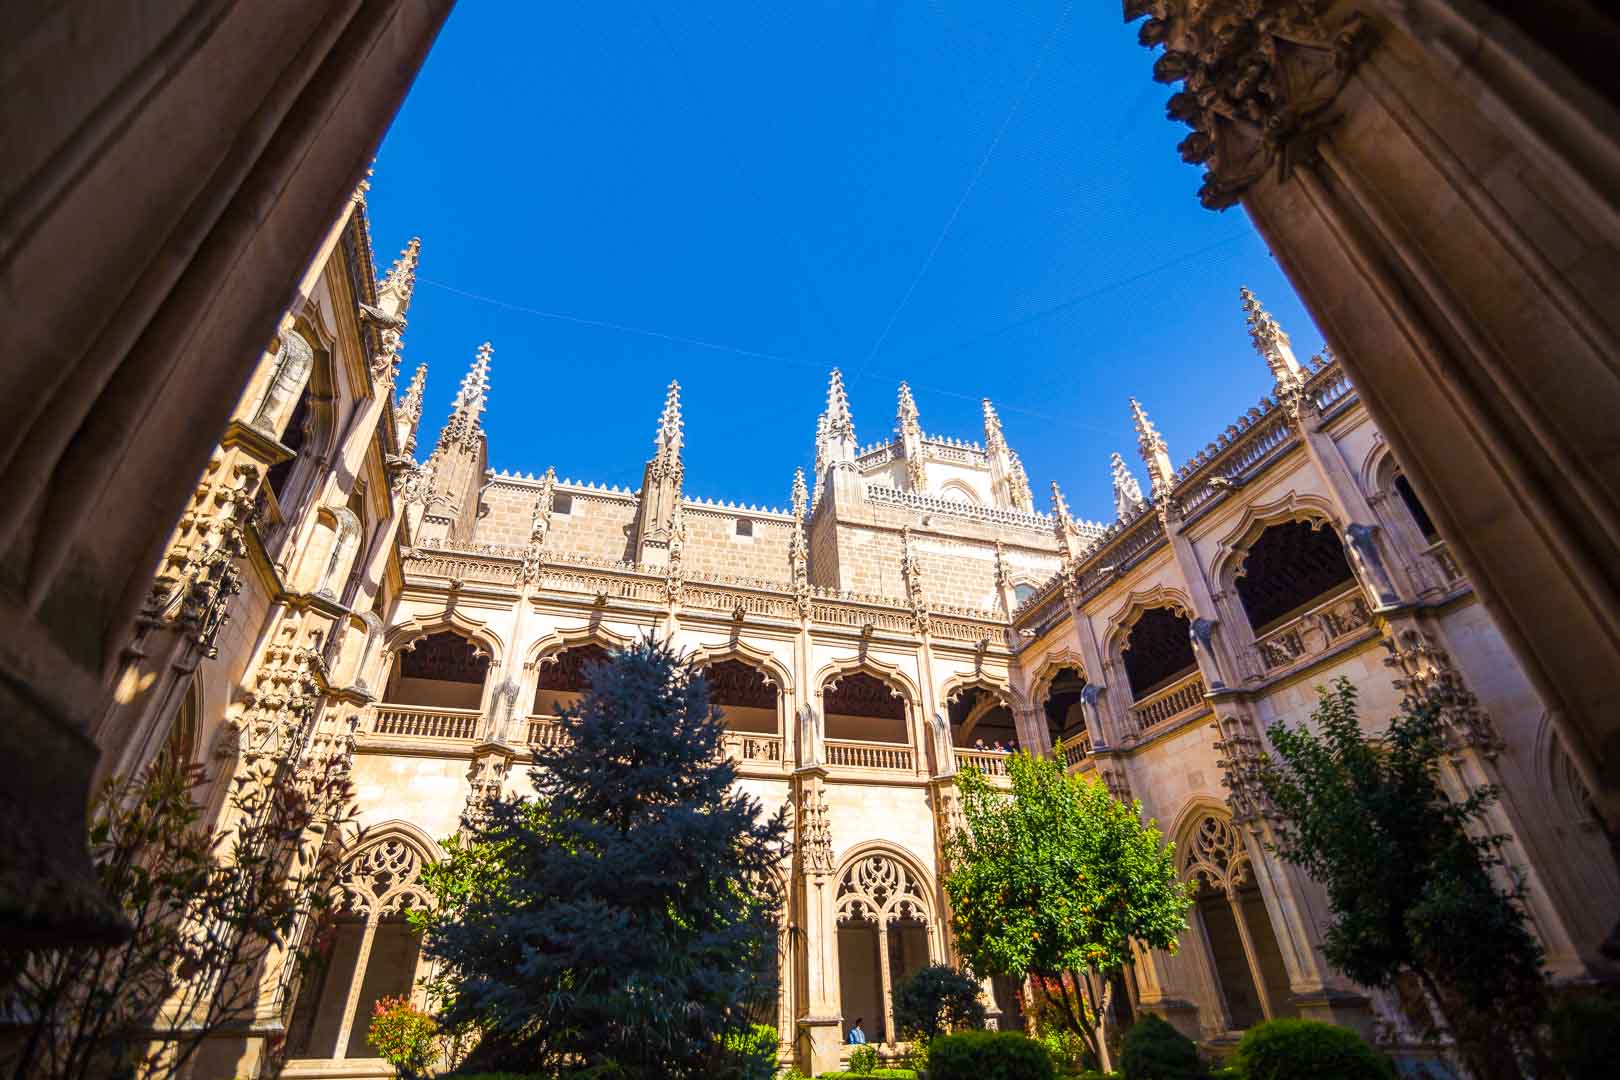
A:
1023,647,1087,711
524,622,636,671
1176,808,1253,898
1207,491,1342,594
939,479,982,504
834,841,938,930
687,638,794,697
333,821,442,917
813,652,920,707
938,669,1016,711
384,609,504,667
1102,584,1195,663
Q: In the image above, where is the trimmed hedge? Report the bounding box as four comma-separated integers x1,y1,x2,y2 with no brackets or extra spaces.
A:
1120,1015,1206,1080
816,1071,917,1079
1230,1019,1390,1080
930,1030,1056,1080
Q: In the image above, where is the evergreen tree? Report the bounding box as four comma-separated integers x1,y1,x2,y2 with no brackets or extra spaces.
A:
421,638,787,1078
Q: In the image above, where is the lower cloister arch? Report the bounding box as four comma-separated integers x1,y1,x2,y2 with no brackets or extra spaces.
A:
285,824,439,1064
833,843,940,1046
1174,808,1294,1036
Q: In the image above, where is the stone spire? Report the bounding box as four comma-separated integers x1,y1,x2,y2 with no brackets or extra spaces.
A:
792,466,808,520
1130,398,1175,507
440,342,492,451
825,368,856,445
651,380,684,486
982,398,1030,510
1050,479,1072,523
1110,451,1147,521
376,236,421,319
981,398,1007,454
1241,286,1315,419
896,382,926,492
395,361,428,455
634,380,686,569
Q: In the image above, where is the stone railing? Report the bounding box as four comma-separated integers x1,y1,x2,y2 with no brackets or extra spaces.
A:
1126,671,1208,736
372,703,480,740
955,748,1011,776
864,484,1053,532
1252,586,1373,673
1059,733,1093,769
721,731,784,764
527,715,567,748
921,438,987,465
1424,540,1465,589
827,739,915,772
1311,365,1354,412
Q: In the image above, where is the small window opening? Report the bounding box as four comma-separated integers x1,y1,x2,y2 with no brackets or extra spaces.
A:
552,493,573,516
735,518,754,537
1394,474,1440,543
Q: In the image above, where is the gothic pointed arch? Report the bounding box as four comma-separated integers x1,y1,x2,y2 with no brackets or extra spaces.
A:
1102,585,1195,661
1104,585,1198,702
833,841,941,1045
687,638,794,697
384,609,503,666
1207,491,1341,592
286,822,440,1063
524,622,637,670
813,653,920,708
1024,647,1088,711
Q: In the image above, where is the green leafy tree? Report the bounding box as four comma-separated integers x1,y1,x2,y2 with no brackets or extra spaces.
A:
0,750,355,1080
420,637,788,1078
891,964,986,1043
1258,677,1547,1080
943,752,1191,1072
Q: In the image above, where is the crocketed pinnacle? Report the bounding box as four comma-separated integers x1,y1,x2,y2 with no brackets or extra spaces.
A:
442,342,492,450
1130,397,1175,500
1050,480,1072,522
654,380,684,459
981,398,1007,452
896,381,920,431
1111,451,1146,520
1241,285,1304,384
377,237,421,316
824,368,855,441
791,467,808,518
397,361,428,454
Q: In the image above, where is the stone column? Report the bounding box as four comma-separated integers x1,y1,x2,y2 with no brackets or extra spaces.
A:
793,766,843,1075
1122,0,1620,828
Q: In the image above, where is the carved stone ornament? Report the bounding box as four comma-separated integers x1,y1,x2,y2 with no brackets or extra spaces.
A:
335,836,429,919
1382,629,1503,757
1189,616,1227,688
836,852,931,926
796,779,836,875
1211,707,1276,822
1127,0,1378,210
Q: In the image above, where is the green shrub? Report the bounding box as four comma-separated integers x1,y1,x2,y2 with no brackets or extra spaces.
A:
1230,1019,1389,1080
366,994,440,1078
1120,1015,1205,1080
929,1030,1056,1080
892,964,987,1042
1546,991,1620,1080
848,1044,880,1075
815,1071,916,1079
719,1022,780,1080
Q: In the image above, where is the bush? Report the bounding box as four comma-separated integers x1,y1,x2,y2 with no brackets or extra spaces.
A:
719,1022,780,1080
1230,1020,1389,1080
816,1071,916,1079
1120,1015,1205,1080
892,964,987,1042
366,995,440,1078
1546,991,1620,1080
848,1044,881,1075
929,1030,1056,1080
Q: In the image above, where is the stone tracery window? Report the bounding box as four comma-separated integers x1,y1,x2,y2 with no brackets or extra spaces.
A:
1180,814,1294,1034
286,834,433,1061
835,852,934,1044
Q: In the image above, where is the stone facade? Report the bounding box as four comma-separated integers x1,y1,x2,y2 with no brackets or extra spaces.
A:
89,198,1619,1078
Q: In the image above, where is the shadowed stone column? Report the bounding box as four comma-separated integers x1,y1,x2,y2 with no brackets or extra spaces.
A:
0,0,454,944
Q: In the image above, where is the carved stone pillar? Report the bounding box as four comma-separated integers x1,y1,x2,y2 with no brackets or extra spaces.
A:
1012,703,1051,757
792,766,842,1075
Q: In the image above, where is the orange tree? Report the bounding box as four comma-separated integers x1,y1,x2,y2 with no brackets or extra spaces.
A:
943,751,1190,1071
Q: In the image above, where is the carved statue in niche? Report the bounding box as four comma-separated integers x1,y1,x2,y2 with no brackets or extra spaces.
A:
1189,616,1227,689
797,703,823,768
929,711,955,778
1344,523,1400,608
250,330,314,437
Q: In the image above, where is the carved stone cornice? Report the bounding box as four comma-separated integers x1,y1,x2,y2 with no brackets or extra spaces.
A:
1382,628,1502,757
1126,0,1378,210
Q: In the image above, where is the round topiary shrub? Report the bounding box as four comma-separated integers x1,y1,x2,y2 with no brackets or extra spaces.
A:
1120,1014,1206,1080
1230,1019,1389,1080
929,1030,1056,1080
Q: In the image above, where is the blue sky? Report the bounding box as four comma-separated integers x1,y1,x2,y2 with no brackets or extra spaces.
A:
368,1,1324,524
